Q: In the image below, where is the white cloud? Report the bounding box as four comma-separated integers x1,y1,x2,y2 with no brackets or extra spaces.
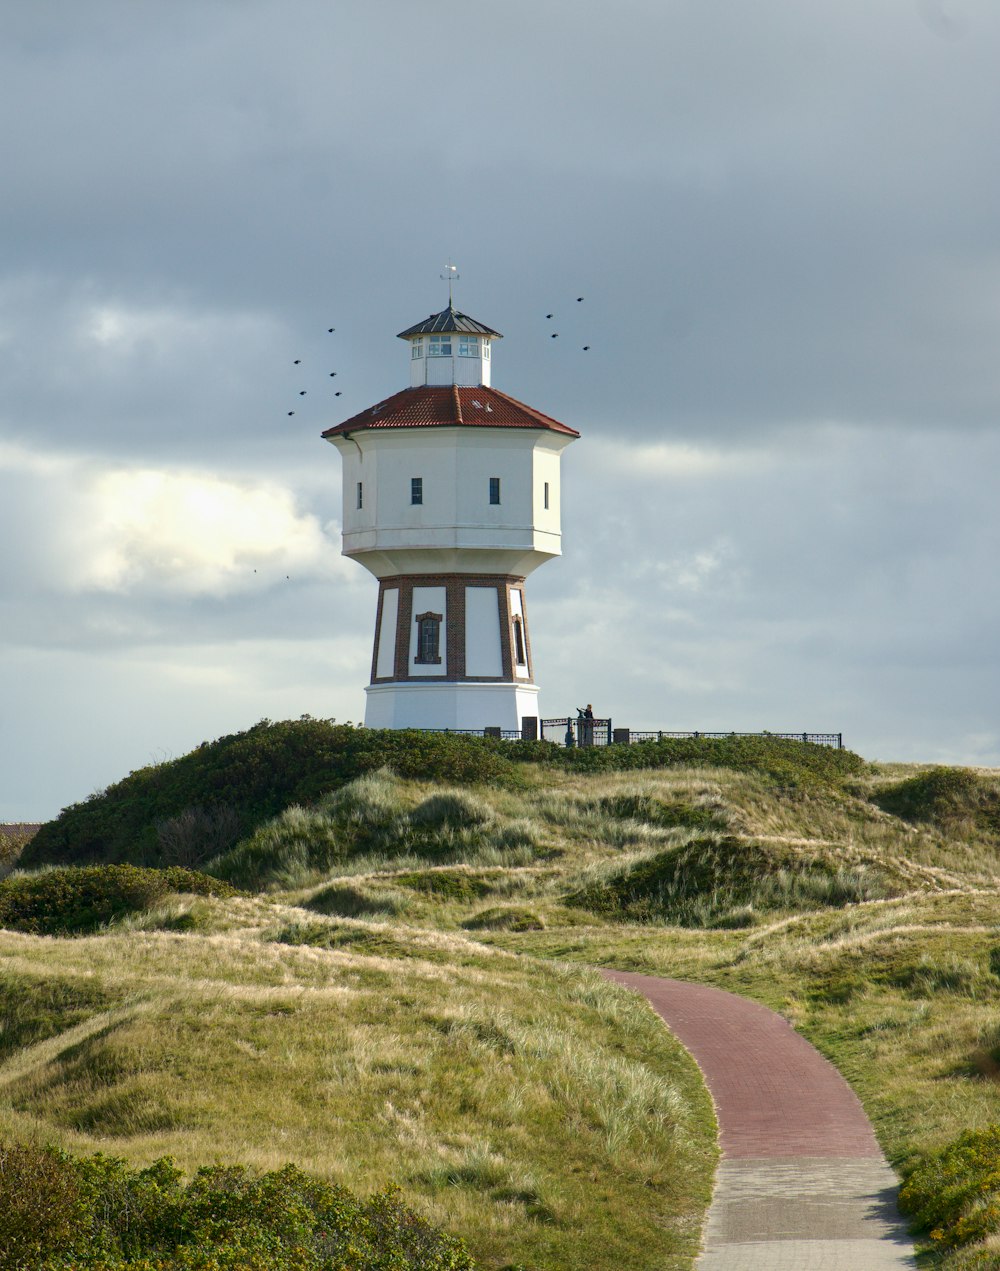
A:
77,467,342,595
0,443,349,598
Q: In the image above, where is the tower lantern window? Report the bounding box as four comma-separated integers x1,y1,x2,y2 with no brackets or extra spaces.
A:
458,336,480,357
428,335,452,357
411,339,423,359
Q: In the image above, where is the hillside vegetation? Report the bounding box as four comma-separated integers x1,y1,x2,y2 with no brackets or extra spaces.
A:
8,724,1000,1266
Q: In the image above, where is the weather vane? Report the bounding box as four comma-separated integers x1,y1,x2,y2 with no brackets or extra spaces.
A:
440,260,459,305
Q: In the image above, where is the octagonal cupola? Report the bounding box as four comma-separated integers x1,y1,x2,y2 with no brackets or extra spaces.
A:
399,304,502,388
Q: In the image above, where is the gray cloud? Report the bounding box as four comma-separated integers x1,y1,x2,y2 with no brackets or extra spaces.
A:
2,0,999,817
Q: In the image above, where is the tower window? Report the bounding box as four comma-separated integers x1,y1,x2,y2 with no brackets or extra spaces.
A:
489,477,501,505
428,335,452,357
544,481,550,510
483,342,490,359
411,477,423,505
411,340,423,359
458,336,480,357
513,616,526,666
414,612,442,664
357,481,363,510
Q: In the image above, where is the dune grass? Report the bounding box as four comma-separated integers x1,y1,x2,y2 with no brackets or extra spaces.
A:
0,915,715,1270
12,739,1000,1266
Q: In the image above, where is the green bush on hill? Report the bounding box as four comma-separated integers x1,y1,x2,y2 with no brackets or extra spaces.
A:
207,772,541,891
23,722,524,871
874,766,1000,835
508,733,866,785
570,835,892,928
899,1124,1000,1254
0,865,237,936
0,1142,475,1270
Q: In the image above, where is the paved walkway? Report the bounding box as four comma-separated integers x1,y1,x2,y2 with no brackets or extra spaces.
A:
602,971,917,1269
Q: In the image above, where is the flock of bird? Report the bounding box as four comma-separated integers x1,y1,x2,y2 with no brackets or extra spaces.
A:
546,295,592,350
285,326,341,418
281,296,594,423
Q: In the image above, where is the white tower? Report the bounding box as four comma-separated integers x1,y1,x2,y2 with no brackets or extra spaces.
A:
323,300,579,732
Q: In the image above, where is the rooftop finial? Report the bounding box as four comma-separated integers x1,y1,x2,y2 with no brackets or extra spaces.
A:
440,260,459,306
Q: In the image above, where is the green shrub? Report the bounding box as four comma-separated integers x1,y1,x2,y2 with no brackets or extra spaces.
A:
0,1142,475,1270
899,1124,1000,1252
24,721,523,870
874,767,1000,834
305,883,410,919
210,775,541,891
0,866,236,936
462,907,545,933
0,825,37,878
408,791,494,830
594,793,723,830
570,836,890,927
507,734,866,786
394,869,499,902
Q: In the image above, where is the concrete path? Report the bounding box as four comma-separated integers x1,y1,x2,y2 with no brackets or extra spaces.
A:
602,970,917,1269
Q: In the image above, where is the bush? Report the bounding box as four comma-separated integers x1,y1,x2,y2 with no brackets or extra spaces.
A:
0,825,37,878
507,734,866,786
874,767,1000,834
209,775,541,891
394,869,499,903
899,1125,1000,1252
155,804,242,868
24,722,523,871
0,1143,475,1269
462,907,545,932
0,865,237,936
594,793,723,830
570,835,890,927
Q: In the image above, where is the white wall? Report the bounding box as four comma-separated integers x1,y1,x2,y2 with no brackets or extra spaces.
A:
365,681,540,731
375,587,398,678
407,338,492,388
329,427,575,578
465,586,503,677
407,584,447,676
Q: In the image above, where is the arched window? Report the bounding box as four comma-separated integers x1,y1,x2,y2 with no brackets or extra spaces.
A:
512,616,526,666
414,612,442,665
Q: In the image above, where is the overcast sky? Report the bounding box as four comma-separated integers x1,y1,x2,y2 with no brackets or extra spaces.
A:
3,0,999,821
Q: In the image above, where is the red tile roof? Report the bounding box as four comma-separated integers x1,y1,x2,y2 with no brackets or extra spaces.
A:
321,386,580,439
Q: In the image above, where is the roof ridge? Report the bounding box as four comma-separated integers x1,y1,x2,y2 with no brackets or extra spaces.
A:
321,384,579,439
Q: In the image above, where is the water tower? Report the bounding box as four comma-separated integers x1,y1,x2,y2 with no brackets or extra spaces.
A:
322,289,578,732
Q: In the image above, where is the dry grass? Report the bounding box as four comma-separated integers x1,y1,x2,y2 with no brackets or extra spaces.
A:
0,917,715,1270
11,757,1000,1266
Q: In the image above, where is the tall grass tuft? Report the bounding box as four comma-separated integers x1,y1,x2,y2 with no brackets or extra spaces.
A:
569,835,892,927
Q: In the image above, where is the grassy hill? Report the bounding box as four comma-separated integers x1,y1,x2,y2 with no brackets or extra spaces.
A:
6,724,1000,1267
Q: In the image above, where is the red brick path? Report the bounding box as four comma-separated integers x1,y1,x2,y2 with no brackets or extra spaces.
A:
601,971,881,1158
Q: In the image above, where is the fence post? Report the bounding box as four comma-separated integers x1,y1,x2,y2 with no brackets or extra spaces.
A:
521,715,538,741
